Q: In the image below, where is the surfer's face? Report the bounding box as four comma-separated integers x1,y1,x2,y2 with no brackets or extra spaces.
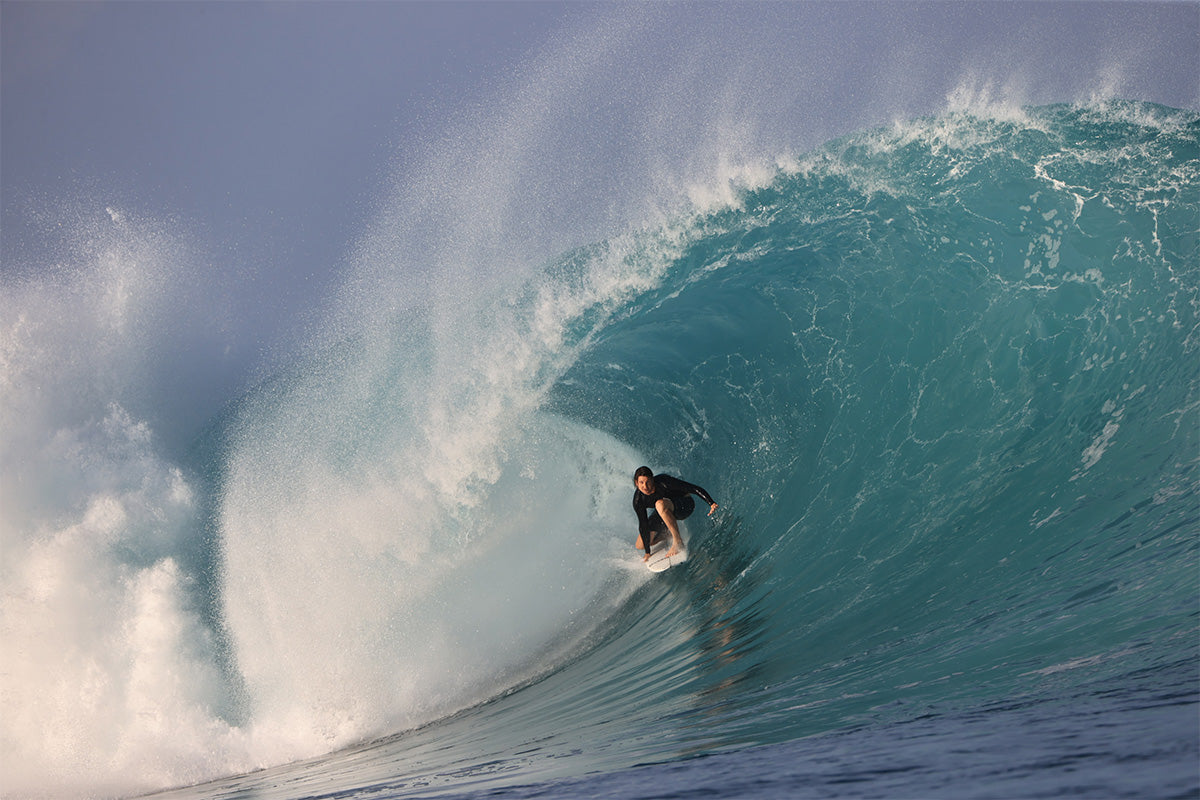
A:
636,475,655,495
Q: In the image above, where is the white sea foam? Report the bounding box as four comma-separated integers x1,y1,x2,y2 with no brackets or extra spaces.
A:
0,200,657,797
0,214,253,797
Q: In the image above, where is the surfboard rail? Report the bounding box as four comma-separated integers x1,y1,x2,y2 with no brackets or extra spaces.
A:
645,536,688,572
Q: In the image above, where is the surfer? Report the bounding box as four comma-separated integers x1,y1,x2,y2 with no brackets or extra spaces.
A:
632,466,718,562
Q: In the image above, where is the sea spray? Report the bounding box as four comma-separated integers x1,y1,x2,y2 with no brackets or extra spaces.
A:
0,212,250,797
212,212,705,757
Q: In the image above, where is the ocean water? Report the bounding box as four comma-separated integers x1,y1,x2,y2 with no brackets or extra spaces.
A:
2,101,1197,799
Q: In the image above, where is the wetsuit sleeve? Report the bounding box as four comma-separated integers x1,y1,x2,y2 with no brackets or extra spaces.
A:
658,475,716,507
633,492,653,554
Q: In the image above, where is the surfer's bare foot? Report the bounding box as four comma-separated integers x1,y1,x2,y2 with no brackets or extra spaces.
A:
665,546,679,557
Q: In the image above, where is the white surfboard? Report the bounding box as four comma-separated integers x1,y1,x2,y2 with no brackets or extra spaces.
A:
645,534,688,573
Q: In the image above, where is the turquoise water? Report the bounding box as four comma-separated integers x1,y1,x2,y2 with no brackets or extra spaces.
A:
3,101,1197,799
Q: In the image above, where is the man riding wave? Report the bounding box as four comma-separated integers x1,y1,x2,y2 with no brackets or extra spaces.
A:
632,466,718,562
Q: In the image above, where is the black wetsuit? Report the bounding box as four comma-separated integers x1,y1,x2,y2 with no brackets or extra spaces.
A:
633,473,717,555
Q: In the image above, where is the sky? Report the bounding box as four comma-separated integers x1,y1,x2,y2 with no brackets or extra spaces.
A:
2,1,1197,440
2,2,567,323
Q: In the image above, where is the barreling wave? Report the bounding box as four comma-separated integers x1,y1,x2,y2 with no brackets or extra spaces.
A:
2,100,1196,799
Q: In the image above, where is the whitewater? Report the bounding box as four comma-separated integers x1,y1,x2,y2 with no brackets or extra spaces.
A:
1,84,1197,800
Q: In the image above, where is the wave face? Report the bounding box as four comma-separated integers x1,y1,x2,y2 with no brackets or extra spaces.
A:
3,101,1198,798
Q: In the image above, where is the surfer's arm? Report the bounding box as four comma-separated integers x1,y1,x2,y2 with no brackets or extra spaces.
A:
665,475,718,511
633,496,653,555
691,485,717,509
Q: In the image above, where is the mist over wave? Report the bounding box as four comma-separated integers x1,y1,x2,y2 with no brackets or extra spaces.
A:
0,211,246,795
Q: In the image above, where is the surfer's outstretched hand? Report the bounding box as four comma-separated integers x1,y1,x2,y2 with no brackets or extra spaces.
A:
642,552,651,562
708,502,719,516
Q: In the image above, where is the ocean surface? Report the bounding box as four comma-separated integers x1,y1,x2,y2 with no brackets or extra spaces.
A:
2,101,1197,799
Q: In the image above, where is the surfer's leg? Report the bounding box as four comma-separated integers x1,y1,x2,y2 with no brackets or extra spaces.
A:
635,517,666,551
637,516,667,551
655,498,683,557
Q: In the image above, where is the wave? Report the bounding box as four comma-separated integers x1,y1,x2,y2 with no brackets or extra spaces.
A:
1,100,1196,798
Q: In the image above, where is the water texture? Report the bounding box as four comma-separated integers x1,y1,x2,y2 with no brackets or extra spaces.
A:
1,101,1196,799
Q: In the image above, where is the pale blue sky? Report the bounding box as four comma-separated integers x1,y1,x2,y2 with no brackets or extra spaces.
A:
3,1,1197,432
3,2,565,287
6,2,1195,272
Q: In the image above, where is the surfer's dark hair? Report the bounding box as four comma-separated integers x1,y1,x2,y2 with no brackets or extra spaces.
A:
633,466,653,485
